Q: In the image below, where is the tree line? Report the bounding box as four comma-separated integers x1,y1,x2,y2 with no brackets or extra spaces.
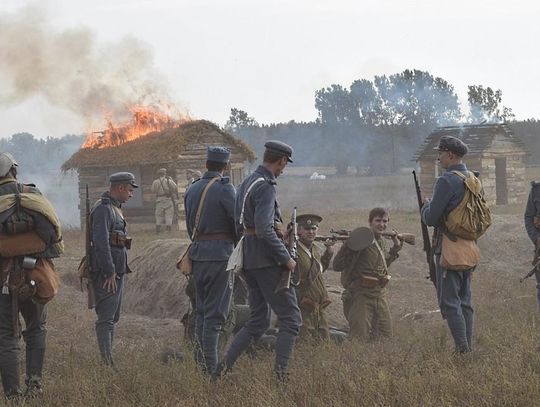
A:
225,69,536,174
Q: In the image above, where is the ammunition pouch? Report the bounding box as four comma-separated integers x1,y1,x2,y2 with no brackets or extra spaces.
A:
109,231,132,249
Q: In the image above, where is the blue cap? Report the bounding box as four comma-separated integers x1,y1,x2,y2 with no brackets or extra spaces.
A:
264,140,293,163
207,146,231,164
109,172,139,188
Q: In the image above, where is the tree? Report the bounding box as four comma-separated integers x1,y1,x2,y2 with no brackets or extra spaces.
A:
467,85,515,123
224,108,259,131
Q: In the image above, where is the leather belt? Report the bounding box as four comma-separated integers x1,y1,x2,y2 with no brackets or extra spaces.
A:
195,233,234,241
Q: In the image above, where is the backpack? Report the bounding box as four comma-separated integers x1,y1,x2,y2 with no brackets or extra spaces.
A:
445,170,492,240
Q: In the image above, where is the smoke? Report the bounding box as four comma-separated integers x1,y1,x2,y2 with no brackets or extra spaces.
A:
0,4,179,128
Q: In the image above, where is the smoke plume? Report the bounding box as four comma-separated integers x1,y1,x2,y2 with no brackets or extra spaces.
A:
0,4,181,128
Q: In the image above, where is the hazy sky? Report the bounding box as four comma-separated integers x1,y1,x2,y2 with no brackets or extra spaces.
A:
1,0,539,138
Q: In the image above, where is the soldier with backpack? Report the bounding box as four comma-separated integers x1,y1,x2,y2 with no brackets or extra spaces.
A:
421,136,491,354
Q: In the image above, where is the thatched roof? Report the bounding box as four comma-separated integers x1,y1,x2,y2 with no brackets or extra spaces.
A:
62,120,256,170
413,123,528,161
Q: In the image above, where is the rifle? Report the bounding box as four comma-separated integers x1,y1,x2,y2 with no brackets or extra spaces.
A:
317,229,415,245
85,184,96,309
275,207,299,293
413,170,437,287
521,247,540,283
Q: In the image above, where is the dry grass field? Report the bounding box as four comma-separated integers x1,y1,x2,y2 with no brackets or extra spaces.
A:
8,169,540,406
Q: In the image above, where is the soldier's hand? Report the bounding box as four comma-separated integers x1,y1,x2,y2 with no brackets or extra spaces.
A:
103,274,118,293
323,238,336,248
391,232,403,251
285,258,296,271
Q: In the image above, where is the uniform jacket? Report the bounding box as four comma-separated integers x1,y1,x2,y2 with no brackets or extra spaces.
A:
333,236,398,295
524,181,540,244
295,241,331,304
90,192,130,278
151,176,178,200
184,171,236,261
0,178,60,258
421,163,471,254
234,165,290,270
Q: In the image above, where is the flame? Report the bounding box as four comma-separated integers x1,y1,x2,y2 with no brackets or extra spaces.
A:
82,105,189,149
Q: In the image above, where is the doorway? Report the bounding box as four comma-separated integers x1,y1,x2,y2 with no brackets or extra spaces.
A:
495,158,508,205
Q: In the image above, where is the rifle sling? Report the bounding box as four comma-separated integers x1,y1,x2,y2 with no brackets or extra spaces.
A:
191,177,220,241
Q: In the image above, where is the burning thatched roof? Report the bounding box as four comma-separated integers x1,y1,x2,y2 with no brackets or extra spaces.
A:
413,123,527,161
62,120,256,170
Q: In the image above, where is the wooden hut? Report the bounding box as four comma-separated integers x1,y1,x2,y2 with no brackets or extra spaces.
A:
414,123,528,205
62,120,256,225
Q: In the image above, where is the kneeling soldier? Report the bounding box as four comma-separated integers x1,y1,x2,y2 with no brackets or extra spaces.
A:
333,208,402,340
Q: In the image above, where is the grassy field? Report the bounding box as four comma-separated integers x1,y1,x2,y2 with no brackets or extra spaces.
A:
8,170,540,406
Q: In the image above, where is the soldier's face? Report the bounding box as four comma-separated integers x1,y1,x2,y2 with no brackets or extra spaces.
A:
298,225,317,245
118,184,135,203
275,157,289,177
370,216,389,235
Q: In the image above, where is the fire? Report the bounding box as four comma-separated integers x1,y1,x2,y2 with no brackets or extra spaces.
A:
82,105,189,149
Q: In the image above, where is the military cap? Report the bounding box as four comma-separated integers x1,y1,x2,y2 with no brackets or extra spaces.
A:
109,172,139,188
207,146,231,163
434,136,468,157
264,140,293,163
157,168,167,175
297,214,322,229
0,152,18,177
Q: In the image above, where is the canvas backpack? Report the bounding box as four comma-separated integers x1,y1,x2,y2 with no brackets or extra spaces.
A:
445,170,492,241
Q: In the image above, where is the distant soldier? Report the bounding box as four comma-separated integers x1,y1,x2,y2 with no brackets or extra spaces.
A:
151,168,179,233
0,152,63,399
333,208,402,340
184,147,236,375
186,169,202,189
90,172,137,366
524,182,540,310
216,140,301,381
421,136,483,353
294,214,334,341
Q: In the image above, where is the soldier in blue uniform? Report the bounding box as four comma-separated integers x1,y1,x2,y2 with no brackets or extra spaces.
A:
216,140,301,381
421,136,475,353
184,147,236,375
90,172,137,366
524,181,540,310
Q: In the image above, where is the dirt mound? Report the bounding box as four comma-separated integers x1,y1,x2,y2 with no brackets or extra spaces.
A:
123,239,190,319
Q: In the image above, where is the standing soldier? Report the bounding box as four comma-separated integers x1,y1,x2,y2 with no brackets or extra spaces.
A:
294,214,334,341
184,147,236,375
151,168,178,233
0,152,63,399
421,136,478,353
216,140,301,381
90,172,137,366
333,208,402,340
524,181,540,310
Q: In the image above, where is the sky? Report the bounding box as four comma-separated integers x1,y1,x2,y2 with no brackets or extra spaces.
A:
0,0,539,138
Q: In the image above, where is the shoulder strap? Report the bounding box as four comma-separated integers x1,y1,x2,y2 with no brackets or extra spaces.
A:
192,177,220,240
450,170,466,180
373,239,388,273
239,177,266,227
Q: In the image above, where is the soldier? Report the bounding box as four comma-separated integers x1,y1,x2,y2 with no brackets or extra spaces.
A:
216,140,301,381
524,182,540,310
294,214,334,341
90,172,137,366
333,208,402,340
0,152,63,399
421,136,476,353
184,147,236,375
151,168,179,233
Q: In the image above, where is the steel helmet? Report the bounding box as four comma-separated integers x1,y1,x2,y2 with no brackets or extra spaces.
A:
0,152,18,177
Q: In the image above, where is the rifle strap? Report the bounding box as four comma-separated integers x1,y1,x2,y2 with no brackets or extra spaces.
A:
191,177,220,241
239,178,265,227
373,238,388,274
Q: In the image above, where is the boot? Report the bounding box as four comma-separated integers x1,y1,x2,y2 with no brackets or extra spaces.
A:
155,225,161,234
25,348,45,397
1,362,21,400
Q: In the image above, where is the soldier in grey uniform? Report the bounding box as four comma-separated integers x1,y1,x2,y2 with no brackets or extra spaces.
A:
216,140,301,381
184,147,236,375
524,181,540,309
151,168,178,233
0,153,62,399
90,172,137,365
421,136,476,353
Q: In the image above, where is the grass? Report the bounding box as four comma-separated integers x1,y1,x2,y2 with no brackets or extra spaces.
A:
8,170,540,406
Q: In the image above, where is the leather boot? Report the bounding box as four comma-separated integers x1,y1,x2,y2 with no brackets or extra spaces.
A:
24,348,45,397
